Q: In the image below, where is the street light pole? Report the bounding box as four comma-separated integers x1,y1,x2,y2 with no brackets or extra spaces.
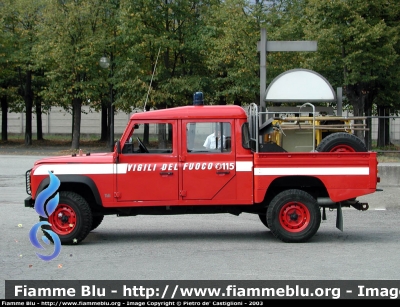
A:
99,53,114,152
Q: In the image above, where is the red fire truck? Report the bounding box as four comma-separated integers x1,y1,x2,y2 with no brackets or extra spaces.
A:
24,95,379,244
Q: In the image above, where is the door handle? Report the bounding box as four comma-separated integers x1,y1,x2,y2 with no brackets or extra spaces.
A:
216,171,230,175
160,172,173,176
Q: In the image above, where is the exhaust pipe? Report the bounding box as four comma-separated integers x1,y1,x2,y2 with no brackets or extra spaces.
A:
317,197,336,206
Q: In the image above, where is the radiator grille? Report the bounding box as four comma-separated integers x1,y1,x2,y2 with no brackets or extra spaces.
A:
25,169,32,195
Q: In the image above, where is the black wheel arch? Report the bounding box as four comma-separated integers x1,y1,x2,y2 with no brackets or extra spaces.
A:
35,175,102,207
261,175,329,205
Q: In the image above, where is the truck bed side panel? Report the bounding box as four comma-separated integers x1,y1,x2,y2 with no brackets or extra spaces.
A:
253,152,378,203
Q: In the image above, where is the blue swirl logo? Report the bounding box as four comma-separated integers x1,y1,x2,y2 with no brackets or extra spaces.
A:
29,171,62,261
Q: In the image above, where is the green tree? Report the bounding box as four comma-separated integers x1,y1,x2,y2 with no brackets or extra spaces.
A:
202,0,261,106
303,0,400,146
118,0,216,111
35,0,109,149
202,0,316,107
0,0,46,145
97,0,122,146
263,0,313,80
0,0,20,140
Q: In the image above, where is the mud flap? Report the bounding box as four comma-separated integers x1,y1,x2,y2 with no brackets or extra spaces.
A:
336,204,343,232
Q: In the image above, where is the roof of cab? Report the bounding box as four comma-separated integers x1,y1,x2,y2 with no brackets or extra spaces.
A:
130,105,247,120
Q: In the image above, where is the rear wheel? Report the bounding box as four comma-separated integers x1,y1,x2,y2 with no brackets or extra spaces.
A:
267,189,321,243
40,191,92,245
316,132,367,152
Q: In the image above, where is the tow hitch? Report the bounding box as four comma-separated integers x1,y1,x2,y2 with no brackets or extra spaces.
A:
320,199,369,232
351,201,369,211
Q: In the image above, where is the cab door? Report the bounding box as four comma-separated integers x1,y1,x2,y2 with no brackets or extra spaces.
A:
116,121,179,202
181,120,237,201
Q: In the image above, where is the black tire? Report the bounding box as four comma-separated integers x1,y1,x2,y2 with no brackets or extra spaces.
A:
316,132,367,152
40,191,92,245
266,189,321,243
258,214,269,229
91,214,104,231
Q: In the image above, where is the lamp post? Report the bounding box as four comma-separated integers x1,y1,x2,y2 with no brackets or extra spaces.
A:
99,54,114,151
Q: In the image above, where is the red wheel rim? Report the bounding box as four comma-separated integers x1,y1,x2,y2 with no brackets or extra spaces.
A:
48,204,77,235
279,201,310,233
329,144,356,152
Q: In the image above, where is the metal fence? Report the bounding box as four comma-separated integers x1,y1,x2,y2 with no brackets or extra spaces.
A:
369,115,400,152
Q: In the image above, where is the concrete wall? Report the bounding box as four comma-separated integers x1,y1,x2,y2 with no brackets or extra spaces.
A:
378,163,400,187
2,106,136,136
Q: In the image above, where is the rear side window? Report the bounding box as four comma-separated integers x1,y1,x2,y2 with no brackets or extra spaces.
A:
186,122,231,153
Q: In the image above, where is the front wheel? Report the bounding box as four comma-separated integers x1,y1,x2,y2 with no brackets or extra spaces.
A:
267,189,321,243
40,191,93,245
91,214,104,231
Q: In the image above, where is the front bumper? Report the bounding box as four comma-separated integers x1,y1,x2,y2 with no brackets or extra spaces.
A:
25,196,34,208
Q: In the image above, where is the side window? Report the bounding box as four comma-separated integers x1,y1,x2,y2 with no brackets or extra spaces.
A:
186,122,231,153
123,123,173,154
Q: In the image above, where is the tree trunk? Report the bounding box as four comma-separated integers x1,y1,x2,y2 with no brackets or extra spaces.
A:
100,103,108,141
364,104,372,151
363,92,374,150
24,70,33,146
345,84,365,140
377,106,391,148
143,105,151,145
234,97,242,107
35,97,43,140
158,123,166,149
71,97,82,150
385,114,390,145
107,102,111,144
168,122,173,144
1,95,8,141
